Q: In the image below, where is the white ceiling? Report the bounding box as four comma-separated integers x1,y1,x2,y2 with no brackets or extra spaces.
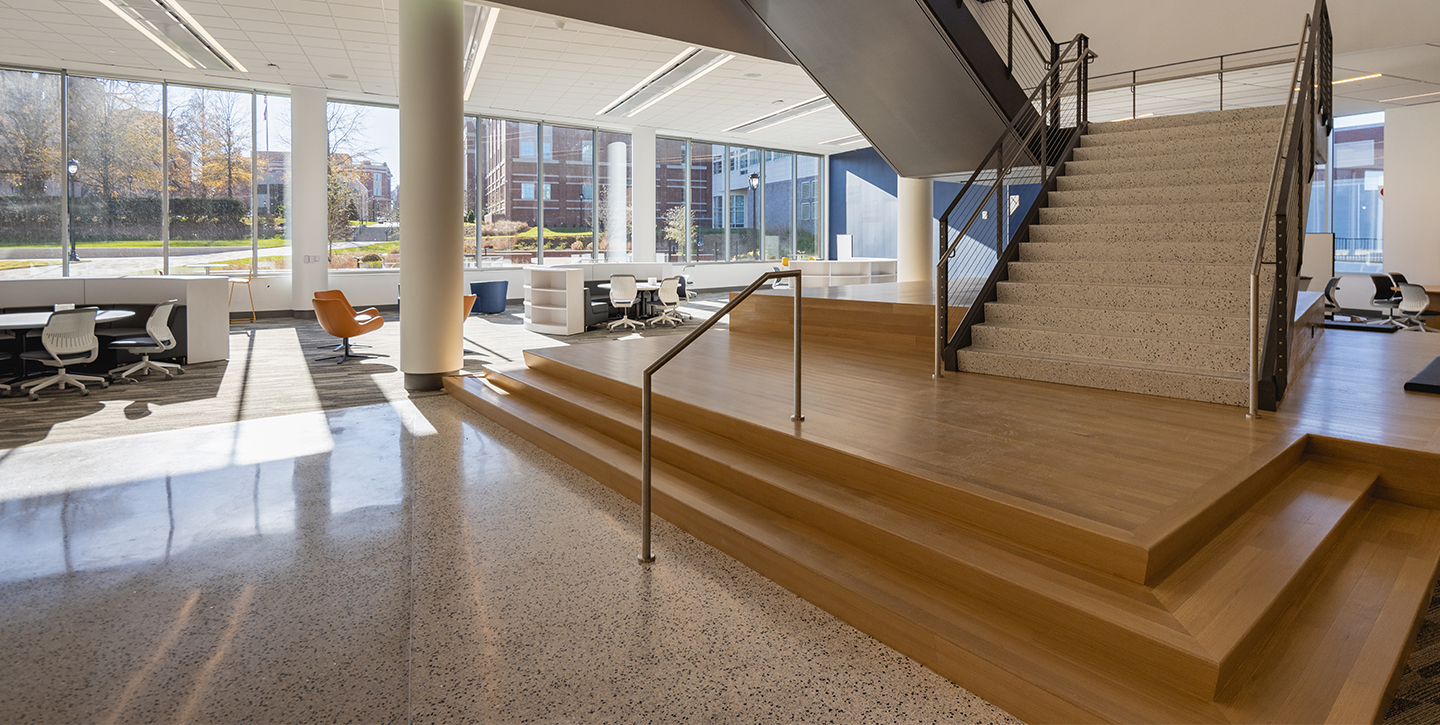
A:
0,0,860,154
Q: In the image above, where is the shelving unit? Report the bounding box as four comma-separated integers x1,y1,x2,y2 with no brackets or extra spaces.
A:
523,266,585,335
790,258,899,287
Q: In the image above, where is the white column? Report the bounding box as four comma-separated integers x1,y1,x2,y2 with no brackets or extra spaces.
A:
630,127,657,262
289,86,329,316
399,0,464,391
605,141,628,262
896,176,934,284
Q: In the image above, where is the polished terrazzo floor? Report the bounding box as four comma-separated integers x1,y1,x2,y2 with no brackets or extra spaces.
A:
0,393,1021,724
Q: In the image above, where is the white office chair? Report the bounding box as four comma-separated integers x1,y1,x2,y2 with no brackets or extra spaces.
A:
1396,284,1436,332
20,307,108,400
649,277,684,327
109,299,184,381
607,274,642,331
0,351,10,396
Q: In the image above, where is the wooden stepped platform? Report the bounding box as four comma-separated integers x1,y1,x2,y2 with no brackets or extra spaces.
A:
448,319,1440,724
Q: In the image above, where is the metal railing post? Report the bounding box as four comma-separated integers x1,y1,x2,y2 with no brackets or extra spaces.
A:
793,277,804,421
637,268,802,563
639,372,655,563
1248,273,1259,418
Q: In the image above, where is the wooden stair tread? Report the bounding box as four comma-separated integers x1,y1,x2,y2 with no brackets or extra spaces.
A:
1154,459,1378,689
451,374,1230,724
1218,500,1440,724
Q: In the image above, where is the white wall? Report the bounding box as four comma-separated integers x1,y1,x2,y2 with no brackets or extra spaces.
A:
1031,0,1440,77
1382,103,1440,285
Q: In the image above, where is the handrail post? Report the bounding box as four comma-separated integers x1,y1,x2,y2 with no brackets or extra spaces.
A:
1006,0,1014,78
1247,273,1259,419
636,268,802,564
639,372,655,563
792,272,804,422
936,248,946,378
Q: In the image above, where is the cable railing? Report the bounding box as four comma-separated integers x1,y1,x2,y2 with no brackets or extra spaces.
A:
636,269,801,564
964,0,1058,97
1248,0,1332,418
1087,44,1300,123
934,33,1091,376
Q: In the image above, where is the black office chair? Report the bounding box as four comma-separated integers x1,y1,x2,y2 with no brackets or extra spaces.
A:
1321,277,1341,317
0,351,9,396
1389,272,1409,285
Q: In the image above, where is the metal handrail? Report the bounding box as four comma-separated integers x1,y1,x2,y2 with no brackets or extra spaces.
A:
934,34,1090,377
637,269,802,563
1247,16,1314,419
1088,43,1298,89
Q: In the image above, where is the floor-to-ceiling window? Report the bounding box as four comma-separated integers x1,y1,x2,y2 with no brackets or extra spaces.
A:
256,94,290,272
325,101,399,270
689,142,721,262
481,119,539,266
1332,112,1384,273
797,154,821,259
726,146,761,261
464,116,478,266
656,137,687,262
764,150,794,260
546,124,596,262
0,69,63,278
167,86,254,275
67,76,164,272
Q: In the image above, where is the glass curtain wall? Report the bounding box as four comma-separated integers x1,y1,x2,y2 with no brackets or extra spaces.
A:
67,77,164,272
256,94,289,271
0,70,63,279
481,119,539,266
464,116,477,266
546,124,595,263
796,154,821,258
656,137,687,262
166,86,254,275
689,142,721,262
326,101,399,270
763,150,794,260
1332,115,1384,273
597,131,631,262
726,146,761,261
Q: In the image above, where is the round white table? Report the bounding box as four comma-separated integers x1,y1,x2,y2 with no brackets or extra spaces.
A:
0,309,135,331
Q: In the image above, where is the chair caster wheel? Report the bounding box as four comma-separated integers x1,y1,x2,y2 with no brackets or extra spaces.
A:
28,394,38,401
175,368,185,375
81,388,90,396
164,373,173,380
101,381,110,389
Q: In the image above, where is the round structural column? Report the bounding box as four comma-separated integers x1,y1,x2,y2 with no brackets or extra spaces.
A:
606,141,628,262
399,0,465,391
289,86,329,317
896,176,934,284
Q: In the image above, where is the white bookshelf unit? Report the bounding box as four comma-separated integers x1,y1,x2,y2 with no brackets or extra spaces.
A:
523,266,585,335
790,258,899,287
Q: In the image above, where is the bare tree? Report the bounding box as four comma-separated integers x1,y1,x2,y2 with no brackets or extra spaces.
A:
0,71,61,199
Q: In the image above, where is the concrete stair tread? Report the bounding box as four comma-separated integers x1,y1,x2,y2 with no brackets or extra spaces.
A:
1000,278,1248,293
960,346,1248,381
1057,165,1274,192
1086,106,1284,135
973,321,1246,349
985,301,1247,322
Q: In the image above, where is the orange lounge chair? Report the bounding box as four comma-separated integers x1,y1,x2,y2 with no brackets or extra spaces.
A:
313,296,385,364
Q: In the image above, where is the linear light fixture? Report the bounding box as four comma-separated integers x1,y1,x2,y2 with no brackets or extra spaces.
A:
463,5,499,102
97,0,247,72
1379,89,1440,103
820,133,866,146
1333,73,1382,84
597,47,734,118
724,95,835,133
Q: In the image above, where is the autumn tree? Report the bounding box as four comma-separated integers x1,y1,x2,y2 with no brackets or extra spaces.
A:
0,71,61,199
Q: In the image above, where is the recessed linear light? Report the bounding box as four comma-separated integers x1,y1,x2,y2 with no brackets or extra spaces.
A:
462,5,499,102
820,133,866,146
725,95,835,133
597,47,734,118
1379,89,1440,103
97,0,247,72
1333,73,1382,84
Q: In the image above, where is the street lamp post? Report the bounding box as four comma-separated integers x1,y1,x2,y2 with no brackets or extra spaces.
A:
66,159,80,262
748,172,759,258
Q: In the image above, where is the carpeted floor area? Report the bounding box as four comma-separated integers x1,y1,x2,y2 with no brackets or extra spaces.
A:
0,293,732,449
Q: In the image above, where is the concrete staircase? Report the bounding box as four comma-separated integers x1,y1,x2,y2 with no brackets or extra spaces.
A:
958,105,1286,406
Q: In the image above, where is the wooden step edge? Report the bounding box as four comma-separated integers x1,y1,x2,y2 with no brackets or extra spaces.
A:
451,374,1227,722
1134,432,1311,584
1156,459,1380,696
1304,436,1440,510
1215,502,1440,724
487,364,1173,614
516,347,1152,582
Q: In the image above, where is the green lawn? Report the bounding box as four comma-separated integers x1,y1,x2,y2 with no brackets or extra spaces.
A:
0,260,60,270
